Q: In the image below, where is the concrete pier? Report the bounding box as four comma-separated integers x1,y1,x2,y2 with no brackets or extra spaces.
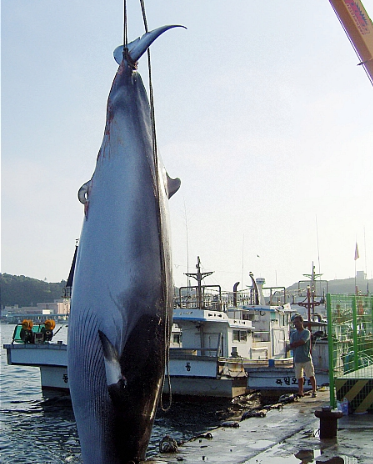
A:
149,389,373,463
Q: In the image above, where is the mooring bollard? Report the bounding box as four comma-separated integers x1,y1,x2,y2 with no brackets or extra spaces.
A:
314,407,343,439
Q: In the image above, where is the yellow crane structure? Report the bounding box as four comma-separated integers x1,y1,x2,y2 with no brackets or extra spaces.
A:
329,0,373,84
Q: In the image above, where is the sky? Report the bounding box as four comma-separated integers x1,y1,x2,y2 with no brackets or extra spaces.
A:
2,1,373,293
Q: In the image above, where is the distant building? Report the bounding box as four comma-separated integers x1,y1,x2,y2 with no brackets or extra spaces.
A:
356,271,366,281
2,299,70,322
37,300,70,315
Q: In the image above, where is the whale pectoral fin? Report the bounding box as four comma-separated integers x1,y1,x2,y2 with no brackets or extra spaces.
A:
167,173,181,199
98,330,127,390
78,180,92,218
78,180,91,204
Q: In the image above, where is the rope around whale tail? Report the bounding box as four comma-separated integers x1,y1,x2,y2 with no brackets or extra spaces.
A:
122,0,158,164
122,0,173,413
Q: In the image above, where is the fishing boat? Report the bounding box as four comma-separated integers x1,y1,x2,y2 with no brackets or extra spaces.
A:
3,322,69,392
3,309,293,398
5,259,314,398
167,259,298,397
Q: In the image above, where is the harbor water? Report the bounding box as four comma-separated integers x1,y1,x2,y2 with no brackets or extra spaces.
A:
0,323,229,463
3,323,373,464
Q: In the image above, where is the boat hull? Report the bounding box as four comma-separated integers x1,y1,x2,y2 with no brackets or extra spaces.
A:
4,343,329,398
246,366,329,392
165,376,247,398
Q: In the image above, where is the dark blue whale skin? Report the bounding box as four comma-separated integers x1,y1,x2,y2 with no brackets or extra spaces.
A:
67,26,182,464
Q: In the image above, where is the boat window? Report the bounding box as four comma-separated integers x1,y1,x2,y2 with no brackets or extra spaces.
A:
233,330,247,342
173,333,181,345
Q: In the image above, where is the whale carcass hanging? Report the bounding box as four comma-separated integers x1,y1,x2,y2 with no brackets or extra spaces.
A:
68,25,182,464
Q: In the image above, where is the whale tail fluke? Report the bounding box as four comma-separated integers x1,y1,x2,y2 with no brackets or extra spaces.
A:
113,25,186,65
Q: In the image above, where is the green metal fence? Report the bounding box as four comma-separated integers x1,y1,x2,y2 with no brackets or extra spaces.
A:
326,294,373,410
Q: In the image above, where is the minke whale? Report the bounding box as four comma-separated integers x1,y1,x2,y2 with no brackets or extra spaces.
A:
68,25,182,464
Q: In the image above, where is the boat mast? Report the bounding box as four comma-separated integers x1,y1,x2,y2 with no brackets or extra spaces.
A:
185,257,213,308
297,262,327,329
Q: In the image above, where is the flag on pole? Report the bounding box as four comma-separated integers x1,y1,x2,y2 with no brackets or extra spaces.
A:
354,243,360,261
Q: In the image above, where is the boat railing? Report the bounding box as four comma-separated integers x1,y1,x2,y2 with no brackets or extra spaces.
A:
224,287,289,307
170,347,220,358
177,285,223,310
224,291,253,307
170,332,223,358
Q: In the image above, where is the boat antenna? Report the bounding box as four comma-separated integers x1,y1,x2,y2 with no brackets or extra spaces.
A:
316,215,321,276
364,226,368,291
183,199,190,290
241,234,245,291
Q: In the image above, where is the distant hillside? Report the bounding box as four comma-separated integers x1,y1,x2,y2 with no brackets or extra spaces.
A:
287,276,373,296
0,274,67,308
1,273,371,309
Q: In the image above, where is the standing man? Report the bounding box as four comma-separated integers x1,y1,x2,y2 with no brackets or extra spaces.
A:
288,314,317,397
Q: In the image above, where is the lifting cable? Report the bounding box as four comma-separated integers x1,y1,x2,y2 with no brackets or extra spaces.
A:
123,0,128,49
139,0,158,167
123,0,172,412
139,0,172,413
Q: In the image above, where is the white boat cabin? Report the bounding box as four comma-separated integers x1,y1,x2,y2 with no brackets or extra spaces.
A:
172,308,254,359
227,303,293,360
174,265,294,362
